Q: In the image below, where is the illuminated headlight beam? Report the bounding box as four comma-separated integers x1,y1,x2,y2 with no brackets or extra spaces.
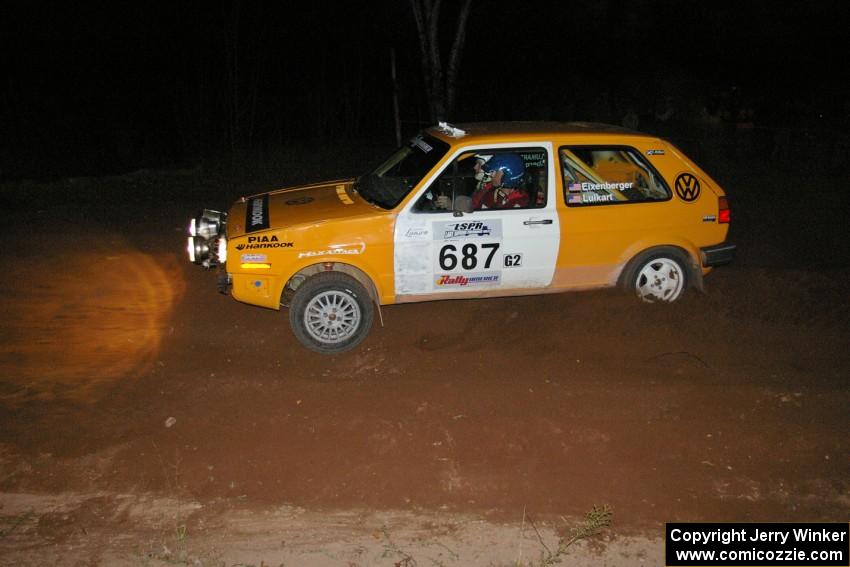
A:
187,236,196,262
217,236,227,263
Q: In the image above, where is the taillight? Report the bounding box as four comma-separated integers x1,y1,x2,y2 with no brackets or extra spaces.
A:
718,196,731,224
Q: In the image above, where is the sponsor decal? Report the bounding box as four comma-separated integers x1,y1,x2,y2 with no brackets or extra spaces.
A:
674,173,701,202
235,235,294,250
702,214,717,222
579,181,633,191
435,219,502,240
445,222,490,238
519,151,546,168
646,149,665,156
297,244,366,258
241,253,268,262
245,195,270,232
405,227,429,238
435,273,501,287
336,185,353,205
285,196,314,206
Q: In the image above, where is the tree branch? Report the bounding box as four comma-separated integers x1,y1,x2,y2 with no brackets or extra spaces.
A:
445,0,473,117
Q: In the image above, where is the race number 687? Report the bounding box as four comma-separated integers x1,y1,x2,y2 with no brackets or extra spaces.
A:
439,243,500,271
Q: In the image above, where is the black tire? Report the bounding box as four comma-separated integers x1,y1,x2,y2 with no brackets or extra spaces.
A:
288,272,374,354
619,247,690,303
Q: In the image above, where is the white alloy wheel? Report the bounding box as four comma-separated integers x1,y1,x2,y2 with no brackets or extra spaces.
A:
303,290,362,344
635,257,685,302
289,272,374,354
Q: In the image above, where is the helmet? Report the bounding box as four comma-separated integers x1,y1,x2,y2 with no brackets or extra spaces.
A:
482,154,525,188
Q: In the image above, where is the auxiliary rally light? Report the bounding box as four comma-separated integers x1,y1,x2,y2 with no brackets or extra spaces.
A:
186,209,227,266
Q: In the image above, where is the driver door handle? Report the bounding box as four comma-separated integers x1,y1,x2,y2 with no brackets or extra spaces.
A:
523,219,553,225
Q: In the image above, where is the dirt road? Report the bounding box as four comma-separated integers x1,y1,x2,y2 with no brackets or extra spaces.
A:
1,170,847,565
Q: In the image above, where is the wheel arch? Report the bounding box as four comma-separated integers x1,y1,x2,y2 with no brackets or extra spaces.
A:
617,243,704,292
283,262,383,323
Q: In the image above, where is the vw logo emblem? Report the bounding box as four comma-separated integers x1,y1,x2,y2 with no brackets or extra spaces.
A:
674,173,701,202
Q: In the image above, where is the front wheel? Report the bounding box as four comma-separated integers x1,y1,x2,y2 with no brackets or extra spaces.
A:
289,272,374,354
621,248,689,303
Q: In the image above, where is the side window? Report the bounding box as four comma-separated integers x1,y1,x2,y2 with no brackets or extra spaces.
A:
414,148,547,213
559,146,670,206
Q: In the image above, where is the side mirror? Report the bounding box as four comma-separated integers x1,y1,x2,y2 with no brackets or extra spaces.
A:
453,195,473,215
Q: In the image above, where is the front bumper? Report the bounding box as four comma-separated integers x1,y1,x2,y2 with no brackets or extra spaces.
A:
700,242,736,267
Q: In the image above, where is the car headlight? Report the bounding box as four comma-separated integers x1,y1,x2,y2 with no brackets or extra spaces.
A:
187,210,227,266
189,236,210,265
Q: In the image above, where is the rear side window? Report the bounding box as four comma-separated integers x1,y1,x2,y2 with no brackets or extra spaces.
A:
559,146,670,206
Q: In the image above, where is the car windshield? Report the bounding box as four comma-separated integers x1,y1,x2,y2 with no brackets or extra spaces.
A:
356,134,449,209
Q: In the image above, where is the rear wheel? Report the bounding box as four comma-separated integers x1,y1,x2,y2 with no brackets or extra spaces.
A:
289,272,374,353
621,248,689,303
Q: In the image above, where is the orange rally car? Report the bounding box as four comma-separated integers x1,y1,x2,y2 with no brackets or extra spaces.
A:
188,122,735,353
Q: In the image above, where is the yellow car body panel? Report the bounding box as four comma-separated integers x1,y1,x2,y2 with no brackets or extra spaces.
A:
226,181,398,308
202,122,731,312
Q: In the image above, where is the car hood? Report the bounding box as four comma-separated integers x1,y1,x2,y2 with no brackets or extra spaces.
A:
227,179,379,237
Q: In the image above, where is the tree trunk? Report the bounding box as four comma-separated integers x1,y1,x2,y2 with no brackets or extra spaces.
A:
409,0,472,123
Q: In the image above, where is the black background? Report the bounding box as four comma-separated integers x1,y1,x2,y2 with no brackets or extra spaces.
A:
2,0,849,178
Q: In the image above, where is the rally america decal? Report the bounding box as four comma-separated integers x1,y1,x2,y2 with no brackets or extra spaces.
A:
435,273,501,287
245,194,270,232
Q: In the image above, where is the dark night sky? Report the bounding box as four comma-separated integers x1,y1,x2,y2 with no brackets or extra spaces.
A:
2,0,848,177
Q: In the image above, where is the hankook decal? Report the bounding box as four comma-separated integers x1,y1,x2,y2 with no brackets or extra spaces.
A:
235,235,293,250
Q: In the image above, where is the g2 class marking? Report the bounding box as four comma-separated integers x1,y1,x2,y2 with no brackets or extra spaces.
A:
503,253,523,267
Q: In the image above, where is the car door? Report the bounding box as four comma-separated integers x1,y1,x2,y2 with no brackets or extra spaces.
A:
394,142,560,299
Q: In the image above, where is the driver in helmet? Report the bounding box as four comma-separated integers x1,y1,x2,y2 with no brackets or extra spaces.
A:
471,153,528,209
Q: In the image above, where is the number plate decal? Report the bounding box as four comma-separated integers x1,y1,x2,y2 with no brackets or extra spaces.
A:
431,219,502,290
